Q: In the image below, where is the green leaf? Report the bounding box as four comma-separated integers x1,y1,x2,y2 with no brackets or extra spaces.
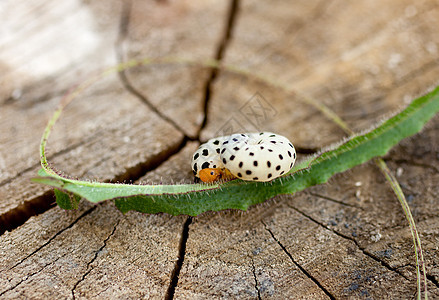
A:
54,189,81,210
32,85,439,215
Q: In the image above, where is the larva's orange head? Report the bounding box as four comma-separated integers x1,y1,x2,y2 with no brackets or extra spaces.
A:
199,168,222,183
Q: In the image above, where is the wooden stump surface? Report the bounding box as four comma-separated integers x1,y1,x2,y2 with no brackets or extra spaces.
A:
1,0,439,298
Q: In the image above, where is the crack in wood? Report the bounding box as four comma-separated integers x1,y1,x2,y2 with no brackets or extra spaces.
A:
0,134,185,237
0,129,109,236
250,257,262,300
394,263,415,270
0,129,105,188
114,0,191,139
1,6,191,233
392,262,438,288
0,251,69,297
288,204,414,281
165,216,192,300
111,0,241,191
309,191,363,209
196,0,240,138
290,204,439,289
426,274,439,289
164,6,241,296
0,190,56,236
262,220,335,299
5,206,97,271
71,220,119,300
122,4,241,296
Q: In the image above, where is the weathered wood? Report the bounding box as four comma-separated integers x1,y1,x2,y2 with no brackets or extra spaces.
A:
0,73,185,214
0,202,186,299
121,0,230,137
1,0,439,299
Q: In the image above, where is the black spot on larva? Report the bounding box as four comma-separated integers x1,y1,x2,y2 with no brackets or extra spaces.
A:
289,143,294,148
280,171,284,175
287,151,292,157
233,138,238,142
239,162,243,168
193,170,197,176
221,148,226,154
213,140,220,145
253,177,258,180
245,147,249,151
194,163,198,172
230,155,235,161
259,132,264,135
267,161,271,168
237,172,242,177
223,141,229,145
222,158,227,164
276,165,281,171
202,149,209,156
213,164,217,168
293,153,296,159
249,152,255,156
269,134,275,137
194,153,199,160
270,141,277,144
253,160,258,167
241,134,246,137
268,149,273,152
279,154,283,160
246,170,252,175
201,162,210,169
216,148,220,154
267,173,272,178
290,162,293,168
260,146,264,150
233,147,240,151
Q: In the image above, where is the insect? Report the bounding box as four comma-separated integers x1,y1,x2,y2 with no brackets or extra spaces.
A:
192,132,296,182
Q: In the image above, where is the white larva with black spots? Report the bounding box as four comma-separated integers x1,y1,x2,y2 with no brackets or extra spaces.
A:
191,135,228,181
192,132,296,182
221,132,295,182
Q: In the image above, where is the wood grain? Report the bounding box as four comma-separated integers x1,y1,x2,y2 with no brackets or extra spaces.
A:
1,0,438,298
